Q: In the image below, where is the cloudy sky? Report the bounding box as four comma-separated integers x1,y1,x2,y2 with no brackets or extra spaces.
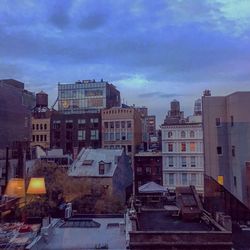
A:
1,0,250,126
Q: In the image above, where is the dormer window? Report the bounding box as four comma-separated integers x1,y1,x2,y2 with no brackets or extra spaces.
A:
99,161,105,175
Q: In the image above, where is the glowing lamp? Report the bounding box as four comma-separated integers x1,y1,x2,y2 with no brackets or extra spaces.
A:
27,178,46,195
5,178,25,197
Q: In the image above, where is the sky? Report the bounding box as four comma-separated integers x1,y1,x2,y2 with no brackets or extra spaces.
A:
1,0,250,126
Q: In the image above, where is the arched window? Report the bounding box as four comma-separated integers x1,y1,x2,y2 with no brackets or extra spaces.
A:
168,131,173,138
181,131,186,138
190,131,195,138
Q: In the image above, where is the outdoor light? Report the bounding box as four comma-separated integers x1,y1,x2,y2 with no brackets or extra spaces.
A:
5,178,25,197
27,178,46,195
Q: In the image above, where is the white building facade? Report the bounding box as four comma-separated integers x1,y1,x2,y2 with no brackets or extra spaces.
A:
161,122,204,194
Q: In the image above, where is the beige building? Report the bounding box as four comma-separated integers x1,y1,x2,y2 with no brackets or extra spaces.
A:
202,91,250,207
31,116,51,149
101,107,142,166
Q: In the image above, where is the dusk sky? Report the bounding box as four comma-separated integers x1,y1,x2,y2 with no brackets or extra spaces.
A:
1,0,250,126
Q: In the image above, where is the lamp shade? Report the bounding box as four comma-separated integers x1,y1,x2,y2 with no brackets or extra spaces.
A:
5,178,25,197
27,178,46,195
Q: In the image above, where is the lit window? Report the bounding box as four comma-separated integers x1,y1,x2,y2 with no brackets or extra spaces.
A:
181,143,186,152
78,130,86,141
190,142,196,152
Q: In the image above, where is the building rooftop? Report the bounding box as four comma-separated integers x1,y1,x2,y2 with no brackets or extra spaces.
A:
68,148,123,177
138,211,217,231
135,151,162,157
34,217,126,250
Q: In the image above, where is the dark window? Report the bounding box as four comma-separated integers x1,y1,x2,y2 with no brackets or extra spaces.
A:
231,116,234,127
32,135,35,142
99,163,105,175
216,118,221,127
217,146,222,155
115,121,120,128
127,145,132,152
127,121,132,128
44,124,47,130
40,124,43,130
36,135,39,141
104,122,108,128
36,124,39,130
54,131,60,140
44,135,47,142
66,131,73,140
232,145,235,157
137,167,142,175
40,135,43,141
121,121,125,128
168,143,173,152
110,122,114,129
146,167,151,175
234,176,237,187
66,121,73,129
32,124,35,130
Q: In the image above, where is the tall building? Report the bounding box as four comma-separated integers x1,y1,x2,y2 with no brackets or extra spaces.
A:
161,100,204,194
58,79,120,114
31,91,52,149
164,99,185,125
0,79,35,149
101,107,142,165
50,112,101,156
202,91,250,207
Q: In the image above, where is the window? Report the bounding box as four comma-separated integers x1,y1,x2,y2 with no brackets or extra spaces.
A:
190,142,196,152
217,146,222,155
110,133,114,141
191,156,196,167
168,143,173,152
181,131,186,138
121,132,126,140
168,131,173,138
115,132,120,140
127,145,132,153
53,120,61,129
127,121,132,128
231,116,234,127
115,121,120,128
91,130,99,140
44,124,47,130
181,143,186,152
36,135,39,142
216,117,221,127
169,173,174,186
181,156,187,167
234,176,237,187
90,118,98,123
121,121,125,128
32,124,35,130
190,131,195,138
78,130,86,141
110,122,114,129
182,173,187,185
232,146,235,157
99,163,105,175
146,167,151,175
168,156,174,167
104,133,109,141
36,124,39,130
66,131,73,140
32,135,35,142
136,167,142,175
127,132,132,140
104,122,108,128
191,173,196,185
66,120,73,129
40,124,43,130
78,119,86,129
44,135,47,142
40,135,43,141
